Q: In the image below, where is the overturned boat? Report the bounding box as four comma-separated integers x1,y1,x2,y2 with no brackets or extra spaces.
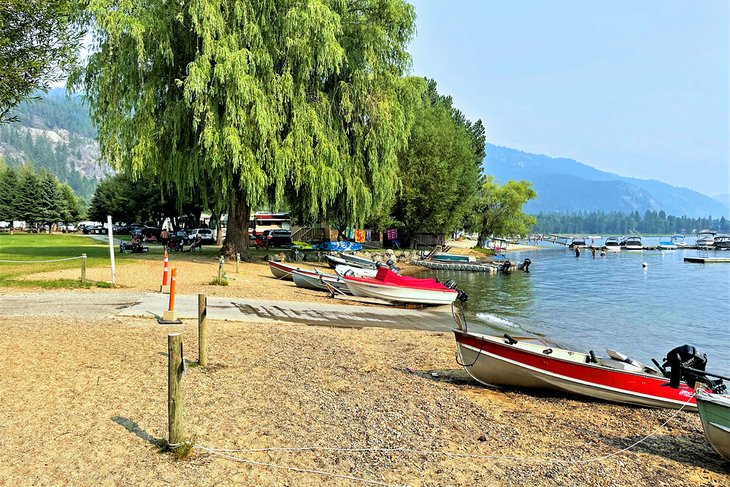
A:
451,304,722,410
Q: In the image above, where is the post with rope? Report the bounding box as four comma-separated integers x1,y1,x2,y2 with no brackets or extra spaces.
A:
198,293,207,367
167,333,186,453
80,254,87,282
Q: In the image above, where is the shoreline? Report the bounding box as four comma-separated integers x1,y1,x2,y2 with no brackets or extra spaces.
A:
1,256,728,483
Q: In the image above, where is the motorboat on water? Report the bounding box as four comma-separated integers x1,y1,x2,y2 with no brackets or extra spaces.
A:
621,236,644,251
695,390,730,461
696,230,716,249
657,237,678,250
671,234,687,247
604,237,621,252
568,237,587,249
343,267,462,305
713,235,730,250
451,303,724,410
431,252,476,263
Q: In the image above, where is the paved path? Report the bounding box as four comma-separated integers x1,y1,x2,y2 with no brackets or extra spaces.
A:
0,290,455,331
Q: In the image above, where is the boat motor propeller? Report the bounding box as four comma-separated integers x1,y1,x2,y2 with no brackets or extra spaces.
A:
659,344,727,393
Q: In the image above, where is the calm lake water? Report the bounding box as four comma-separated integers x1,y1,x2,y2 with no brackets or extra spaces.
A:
416,239,730,374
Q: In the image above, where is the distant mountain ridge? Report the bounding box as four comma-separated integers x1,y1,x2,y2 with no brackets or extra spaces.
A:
483,144,729,218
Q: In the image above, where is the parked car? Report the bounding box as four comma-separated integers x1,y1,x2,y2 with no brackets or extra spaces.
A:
187,228,215,244
139,226,162,242
258,229,292,248
60,223,78,233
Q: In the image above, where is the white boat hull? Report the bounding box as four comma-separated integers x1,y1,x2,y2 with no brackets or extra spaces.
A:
344,280,458,305
335,265,378,278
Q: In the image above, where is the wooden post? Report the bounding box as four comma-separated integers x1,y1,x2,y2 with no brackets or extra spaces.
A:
235,252,240,274
167,333,184,447
198,293,207,367
218,256,224,281
80,253,87,282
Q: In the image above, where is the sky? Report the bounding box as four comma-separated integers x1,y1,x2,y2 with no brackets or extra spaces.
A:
407,0,730,197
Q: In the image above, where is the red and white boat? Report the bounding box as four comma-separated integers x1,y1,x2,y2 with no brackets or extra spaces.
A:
453,325,702,410
267,260,298,280
343,267,459,305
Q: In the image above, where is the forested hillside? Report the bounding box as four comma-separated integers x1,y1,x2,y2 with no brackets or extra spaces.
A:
0,88,111,201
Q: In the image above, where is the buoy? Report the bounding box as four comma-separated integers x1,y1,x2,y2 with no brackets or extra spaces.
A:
642,262,648,268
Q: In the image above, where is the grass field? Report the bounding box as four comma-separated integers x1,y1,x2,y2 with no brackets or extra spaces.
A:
0,233,276,288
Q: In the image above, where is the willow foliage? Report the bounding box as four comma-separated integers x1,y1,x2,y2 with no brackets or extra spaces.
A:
73,0,422,254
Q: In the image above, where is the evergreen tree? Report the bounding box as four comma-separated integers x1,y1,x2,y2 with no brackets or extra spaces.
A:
16,166,42,226
0,166,19,222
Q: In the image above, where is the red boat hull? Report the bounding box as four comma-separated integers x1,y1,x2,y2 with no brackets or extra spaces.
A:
454,330,698,410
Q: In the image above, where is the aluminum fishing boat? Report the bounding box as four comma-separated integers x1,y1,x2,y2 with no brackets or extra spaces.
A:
335,264,378,278
291,269,352,295
343,267,460,305
695,390,730,461
338,253,378,269
451,304,722,410
268,260,298,280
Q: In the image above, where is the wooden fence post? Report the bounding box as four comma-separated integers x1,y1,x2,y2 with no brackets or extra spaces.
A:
168,333,185,447
80,254,87,282
235,252,240,273
198,293,207,367
218,256,224,281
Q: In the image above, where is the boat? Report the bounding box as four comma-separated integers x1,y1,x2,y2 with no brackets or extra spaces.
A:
713,235,730,250
335,264,378,278
431,252,476,263
343,267,460,305
451,305,712,410
604,237,621,252
291,269,352,295
695,390,730,461
696,230,716,249
671,234,687,247
338,253,378,269
621,236,643,251
268,260,298,280
568,237,587,249
316,241,363,252
657,237,678,250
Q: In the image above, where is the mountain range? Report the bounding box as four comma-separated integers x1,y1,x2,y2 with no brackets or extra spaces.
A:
483,144,729,218
1,91,726,218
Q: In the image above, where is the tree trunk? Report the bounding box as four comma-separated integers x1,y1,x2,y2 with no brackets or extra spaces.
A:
222,194,251,261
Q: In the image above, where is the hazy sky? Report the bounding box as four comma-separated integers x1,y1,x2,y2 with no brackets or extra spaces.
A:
407,0,729,197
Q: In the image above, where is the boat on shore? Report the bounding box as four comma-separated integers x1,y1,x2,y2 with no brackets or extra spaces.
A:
344,267,461,305
451,305,717,410
695,390,730,461
604,237,621,252
335,264,378,278
291,269,352,295
268,260,298,280
338,252,378,269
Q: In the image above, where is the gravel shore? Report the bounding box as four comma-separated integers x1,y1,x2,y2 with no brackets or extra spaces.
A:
1,257,728,485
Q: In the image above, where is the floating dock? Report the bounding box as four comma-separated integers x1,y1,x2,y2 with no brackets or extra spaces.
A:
683,257,730,264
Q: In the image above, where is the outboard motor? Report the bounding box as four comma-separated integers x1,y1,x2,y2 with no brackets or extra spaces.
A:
386,259,400,272
663,344,709,388
501,260,511,274
517,258,532,272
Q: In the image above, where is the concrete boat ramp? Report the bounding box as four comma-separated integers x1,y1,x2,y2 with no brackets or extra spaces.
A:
121,293,454,331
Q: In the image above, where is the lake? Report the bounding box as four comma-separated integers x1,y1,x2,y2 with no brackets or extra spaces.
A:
415,239,730,374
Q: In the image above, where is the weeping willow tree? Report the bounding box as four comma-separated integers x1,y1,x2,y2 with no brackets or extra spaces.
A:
72,0,422,258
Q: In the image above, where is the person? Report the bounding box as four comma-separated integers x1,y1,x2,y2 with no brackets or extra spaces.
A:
160,228,170,248
188,234,202,252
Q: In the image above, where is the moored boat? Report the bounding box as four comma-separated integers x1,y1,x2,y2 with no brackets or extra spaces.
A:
431,252,476,263
268,260,298,280
695,390,730,461
671,234,687,247
338,252,378,269
657,237,678,250
451,304,718,410
713,236,730,250
343,267,460,305
604,237,621,252
335,264,378,278
696,230,716,249
621,236,644,251
568,237,587,249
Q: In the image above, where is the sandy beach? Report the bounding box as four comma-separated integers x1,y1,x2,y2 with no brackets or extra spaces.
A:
1,256,728,485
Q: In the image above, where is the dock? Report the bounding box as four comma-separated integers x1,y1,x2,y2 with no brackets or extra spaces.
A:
413,259,498,272
684,256,730,264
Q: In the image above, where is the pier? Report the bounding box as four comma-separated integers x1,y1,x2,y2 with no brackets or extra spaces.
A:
683,256,730,264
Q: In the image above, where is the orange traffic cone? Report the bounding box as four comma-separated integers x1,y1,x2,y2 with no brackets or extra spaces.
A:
160,250,170,293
